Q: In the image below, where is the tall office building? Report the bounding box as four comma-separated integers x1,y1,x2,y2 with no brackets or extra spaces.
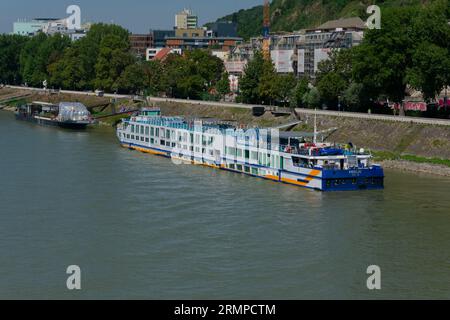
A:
175,9,198,29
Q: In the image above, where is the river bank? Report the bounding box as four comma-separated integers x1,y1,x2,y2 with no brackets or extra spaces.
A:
379,160,450,177
2,87,450,178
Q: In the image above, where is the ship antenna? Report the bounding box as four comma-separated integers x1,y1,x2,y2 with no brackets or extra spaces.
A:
313,108,317,144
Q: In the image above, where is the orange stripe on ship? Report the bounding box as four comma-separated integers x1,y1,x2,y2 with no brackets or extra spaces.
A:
278,169,321,186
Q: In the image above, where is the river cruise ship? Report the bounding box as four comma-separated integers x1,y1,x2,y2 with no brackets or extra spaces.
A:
116,108,384,191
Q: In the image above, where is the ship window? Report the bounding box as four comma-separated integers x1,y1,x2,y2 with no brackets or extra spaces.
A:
190,133,194,144
166,141,171,147
150,127,154,136
141,137,144,142
161,139,165,145
127,134,130,139
156,128,159,137
245,150,250,159
229,164,235,170
226,147,236,156
251,151,258,160
251,167,258,175
145,138,149,143
131,135,135,140
145,127,149,135
160,129,165,138
292,156,309,167
140,126,144,134
131,125,135,133
151,138,154,144
236,164,243,171
236,149,243,157
244,166,251,173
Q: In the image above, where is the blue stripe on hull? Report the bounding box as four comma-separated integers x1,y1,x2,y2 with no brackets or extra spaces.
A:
121,141,385,192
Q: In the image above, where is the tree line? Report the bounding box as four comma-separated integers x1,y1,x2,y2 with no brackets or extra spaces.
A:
0,23,230,99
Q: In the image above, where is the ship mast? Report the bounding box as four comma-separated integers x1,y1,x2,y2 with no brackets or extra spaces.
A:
313,109,317,144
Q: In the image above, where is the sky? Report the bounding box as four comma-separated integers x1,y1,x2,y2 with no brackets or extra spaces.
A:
0,0,262,34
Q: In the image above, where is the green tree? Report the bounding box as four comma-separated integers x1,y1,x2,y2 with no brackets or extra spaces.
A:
316,49,353,109
20,33,71,87
185,50,224,88
316,72,347,108
94,34,135,91
342,82,364,112
291,77,309,108
407,42,450,101
258,71,280,105
0,35,29,84
49,23,131,90
161,50,224,99
162,54,194,98
115,63,146,94
216,72,231,98
352,7,419,104
142,60,165,96
276,74,297,106
406,0,450,100
302,87,321,109
239,51,268,104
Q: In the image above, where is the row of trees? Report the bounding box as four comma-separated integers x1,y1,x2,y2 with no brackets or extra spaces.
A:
0,24,230,99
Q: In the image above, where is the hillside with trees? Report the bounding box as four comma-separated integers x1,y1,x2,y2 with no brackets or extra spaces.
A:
209,0,437,39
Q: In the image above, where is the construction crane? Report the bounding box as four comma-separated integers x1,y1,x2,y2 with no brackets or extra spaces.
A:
262,0,271,60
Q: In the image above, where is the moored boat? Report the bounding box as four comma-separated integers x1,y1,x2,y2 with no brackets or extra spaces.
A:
116,108,384,191
15,101,93,129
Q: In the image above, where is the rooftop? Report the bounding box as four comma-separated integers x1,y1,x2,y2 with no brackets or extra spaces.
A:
312,17,366,31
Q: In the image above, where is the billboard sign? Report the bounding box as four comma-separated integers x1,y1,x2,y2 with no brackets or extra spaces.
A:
271,49,294,73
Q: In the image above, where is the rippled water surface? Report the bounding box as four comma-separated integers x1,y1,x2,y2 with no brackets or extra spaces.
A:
0,111,449,299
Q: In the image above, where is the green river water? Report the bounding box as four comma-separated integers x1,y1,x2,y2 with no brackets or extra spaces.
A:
0,111,449,299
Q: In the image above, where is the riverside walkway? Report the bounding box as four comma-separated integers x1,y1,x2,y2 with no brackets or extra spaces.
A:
4,85,450,127
149,97,450,127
